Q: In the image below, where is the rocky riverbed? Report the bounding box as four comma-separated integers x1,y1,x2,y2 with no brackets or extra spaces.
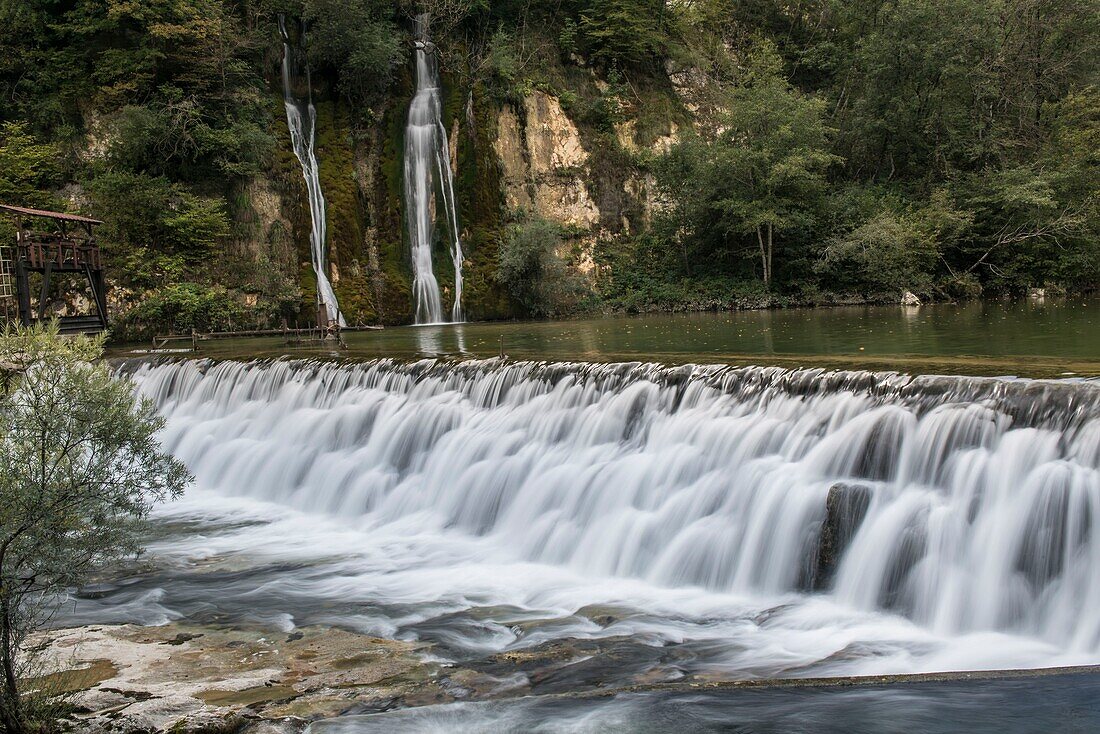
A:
37,620,1100,733
39,623,453,733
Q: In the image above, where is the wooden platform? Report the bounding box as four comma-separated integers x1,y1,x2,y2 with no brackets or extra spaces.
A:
1,204,108,334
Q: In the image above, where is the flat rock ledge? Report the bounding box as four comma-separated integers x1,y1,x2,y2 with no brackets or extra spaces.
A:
36,623,455,733
38,623,1100,732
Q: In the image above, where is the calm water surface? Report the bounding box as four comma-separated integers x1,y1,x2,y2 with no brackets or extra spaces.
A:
123,298,1100,377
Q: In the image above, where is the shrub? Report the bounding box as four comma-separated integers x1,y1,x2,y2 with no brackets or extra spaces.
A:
116,283,252,338
498,215,590,316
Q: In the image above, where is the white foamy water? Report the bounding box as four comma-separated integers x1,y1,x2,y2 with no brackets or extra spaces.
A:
279,16,344,327
114,358,1100,678
404,14,464,324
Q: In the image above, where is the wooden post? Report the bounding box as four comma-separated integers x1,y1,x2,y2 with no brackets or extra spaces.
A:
14,258,30,327
36,261,53,321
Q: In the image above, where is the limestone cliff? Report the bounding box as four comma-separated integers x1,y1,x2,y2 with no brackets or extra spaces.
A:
494,92,601,230
176,34,707,328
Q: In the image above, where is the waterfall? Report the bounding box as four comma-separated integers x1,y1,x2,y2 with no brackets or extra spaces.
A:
128,358,1100,657
404,14,465,324
279,16,345,327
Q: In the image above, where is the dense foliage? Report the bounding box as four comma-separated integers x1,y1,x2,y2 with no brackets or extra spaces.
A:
597,0,1099,308
497,214,589,316
0,0,1096,329
0,323,188,733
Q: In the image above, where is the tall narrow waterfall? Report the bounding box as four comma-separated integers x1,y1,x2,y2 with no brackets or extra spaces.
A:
279,16,344,327
129,358,1100,668
404,15,465,324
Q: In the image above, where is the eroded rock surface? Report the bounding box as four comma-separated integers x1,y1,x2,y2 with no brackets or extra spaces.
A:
493,92,600,228
40,624,449,733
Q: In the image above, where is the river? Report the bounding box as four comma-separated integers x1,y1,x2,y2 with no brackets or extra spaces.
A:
74,298,1100,731
125,297,1100,378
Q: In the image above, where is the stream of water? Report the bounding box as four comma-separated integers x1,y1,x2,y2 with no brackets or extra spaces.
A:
75,297,1100,728
279,16,344,327
404,14,464,324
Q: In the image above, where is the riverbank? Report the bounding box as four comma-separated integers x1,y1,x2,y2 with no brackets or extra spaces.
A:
40,623,441,733
38,622,1100,733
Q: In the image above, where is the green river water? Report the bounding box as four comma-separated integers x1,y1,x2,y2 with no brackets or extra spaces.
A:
120,297,1099,377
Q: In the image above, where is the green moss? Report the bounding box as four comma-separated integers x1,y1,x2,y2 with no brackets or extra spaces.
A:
456,83,514,320
333,260,378,325
314,99,378,325
374,96,415,325
298,262,319,324
24,659,118,695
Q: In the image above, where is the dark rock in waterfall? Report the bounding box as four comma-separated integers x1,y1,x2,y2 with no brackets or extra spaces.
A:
880,522,929,613
809,483,873,591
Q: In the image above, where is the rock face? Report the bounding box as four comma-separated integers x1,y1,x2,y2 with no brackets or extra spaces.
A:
41,624,448,733
494,103,532,213
524,91,589,172
812,483,874,591
493,91,600,228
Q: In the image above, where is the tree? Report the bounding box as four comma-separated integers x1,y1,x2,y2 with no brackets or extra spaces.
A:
657,40,839,286
498,214,588,316
0,123,60,209
86,171,231,289
830,0,999,179
816,188,974,297
303,0,405,104
0,324,190,734
574,0,670,68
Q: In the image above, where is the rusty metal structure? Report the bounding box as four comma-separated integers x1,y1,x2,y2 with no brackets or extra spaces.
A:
0,204,108,334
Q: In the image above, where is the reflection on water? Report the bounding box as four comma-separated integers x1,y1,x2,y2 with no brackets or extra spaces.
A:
414,323,470,357
117,298,1100,377
310,671,1100,734
414,324,441,356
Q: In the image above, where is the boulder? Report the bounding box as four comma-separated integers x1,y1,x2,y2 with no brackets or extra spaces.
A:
812,483,873,590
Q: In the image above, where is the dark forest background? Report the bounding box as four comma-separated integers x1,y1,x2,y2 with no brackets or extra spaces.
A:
1,0,1096,334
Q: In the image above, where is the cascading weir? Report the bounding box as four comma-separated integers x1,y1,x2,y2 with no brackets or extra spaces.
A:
403,14,465,324
129,358,1100,657
279,16,345,327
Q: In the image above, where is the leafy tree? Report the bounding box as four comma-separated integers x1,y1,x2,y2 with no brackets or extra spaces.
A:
119,282,253,337
0,123,60,209
1038,86,1100,287
819,212,939,295
86,171,231,288
658,40,839,286
948,164,1086,291
574,0,670,68
303,0,405,103
0,323,189,734
991,0,1100,148
498,214,589,316
4,0,274,179
830,0,1000,179
817,188,973,296
106,99,274,180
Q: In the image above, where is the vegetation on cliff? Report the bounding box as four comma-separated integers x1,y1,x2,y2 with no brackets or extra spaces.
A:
0,0,1096,332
